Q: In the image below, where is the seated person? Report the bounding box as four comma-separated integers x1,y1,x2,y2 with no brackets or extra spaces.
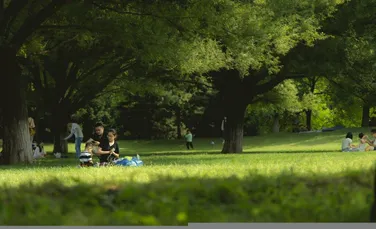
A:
79,142,94,167
32,142,46,159
96,129,120,165
86,123,107,155
342,132,358,152
358,133,375,152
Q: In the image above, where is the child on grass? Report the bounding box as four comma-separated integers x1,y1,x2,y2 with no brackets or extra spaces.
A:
357,133,374,152
185,130,194,150
79,142,94,167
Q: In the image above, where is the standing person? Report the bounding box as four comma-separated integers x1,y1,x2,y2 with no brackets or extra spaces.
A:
96,129,120,166
221,116,227,144
28,116,36,143
185,130,194,150
64,117,84,158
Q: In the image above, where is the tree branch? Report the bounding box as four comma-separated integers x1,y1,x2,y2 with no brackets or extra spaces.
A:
37,24,96,32
0,0,28,38
10,0,67,51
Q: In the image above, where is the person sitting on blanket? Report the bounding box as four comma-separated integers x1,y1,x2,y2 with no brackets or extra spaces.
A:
96,128,120,166
79,142,95,167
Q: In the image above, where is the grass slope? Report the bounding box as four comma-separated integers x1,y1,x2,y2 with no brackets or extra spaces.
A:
0,128,375,224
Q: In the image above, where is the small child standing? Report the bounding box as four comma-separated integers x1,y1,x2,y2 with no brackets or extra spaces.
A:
79,142,94,167
185,130,194,150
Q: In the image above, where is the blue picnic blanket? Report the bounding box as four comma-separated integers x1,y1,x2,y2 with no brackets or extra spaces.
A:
113,156,144,167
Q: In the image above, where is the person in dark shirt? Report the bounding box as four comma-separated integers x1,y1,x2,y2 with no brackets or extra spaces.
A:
96,128,120,165
86,122,107,156
86,122,106,146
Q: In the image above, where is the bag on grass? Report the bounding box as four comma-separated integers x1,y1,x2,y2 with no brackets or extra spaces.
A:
113,155,143,167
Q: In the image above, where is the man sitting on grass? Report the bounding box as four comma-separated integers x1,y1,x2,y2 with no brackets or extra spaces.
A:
86,122,107,154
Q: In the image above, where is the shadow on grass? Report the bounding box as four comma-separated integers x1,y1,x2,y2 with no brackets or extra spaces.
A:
0,168,374,225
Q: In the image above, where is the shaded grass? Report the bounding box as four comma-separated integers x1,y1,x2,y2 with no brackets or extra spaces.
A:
0,169,374,225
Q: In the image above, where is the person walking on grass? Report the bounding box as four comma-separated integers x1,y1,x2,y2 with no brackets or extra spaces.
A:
185,130,194,150
64,117,84,158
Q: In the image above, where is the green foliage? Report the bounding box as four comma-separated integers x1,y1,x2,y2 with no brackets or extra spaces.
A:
245,80,303,133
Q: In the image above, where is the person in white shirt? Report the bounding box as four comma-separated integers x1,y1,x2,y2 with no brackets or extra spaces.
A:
64,119,84,158
341,132,359,152
341,132,356,152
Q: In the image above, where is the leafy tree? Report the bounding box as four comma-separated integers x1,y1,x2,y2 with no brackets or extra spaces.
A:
246,80,302,133
0,0,73,164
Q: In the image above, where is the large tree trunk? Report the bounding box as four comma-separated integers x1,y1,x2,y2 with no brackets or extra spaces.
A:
305,110,312,131
362,105,370,127
220,71,248,154
51,108,69,154
272,113,280,133
221,103,247,154
0,47,33,165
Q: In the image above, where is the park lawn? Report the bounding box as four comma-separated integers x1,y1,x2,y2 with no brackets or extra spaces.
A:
0,128,375,224
23,127,370,156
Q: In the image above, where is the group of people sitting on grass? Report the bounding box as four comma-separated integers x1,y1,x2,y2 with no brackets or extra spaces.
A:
64,121,142,167
65,122,121,167
341,129,376,152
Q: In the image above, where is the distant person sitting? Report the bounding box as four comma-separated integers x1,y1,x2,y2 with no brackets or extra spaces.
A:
357,133,375,152
32,142,46,159
341,132,358,152
79,142,94,167
368,129,376,148
96,129,120,166
185,130,194,150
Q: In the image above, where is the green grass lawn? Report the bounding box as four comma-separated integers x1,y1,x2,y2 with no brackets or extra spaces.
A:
0,128,375,225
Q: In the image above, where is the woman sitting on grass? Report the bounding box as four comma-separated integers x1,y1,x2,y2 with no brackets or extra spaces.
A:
96,128,120,166
341,132,359,152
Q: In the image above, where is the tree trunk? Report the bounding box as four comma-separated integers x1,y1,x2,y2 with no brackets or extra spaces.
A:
176,107,182,139
221,103,247,154
305,110,312,131
362,105,370,127
52,127,68,154
220,71,248,154
51,109,69,154
272,113,280,133
0,47,33,165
